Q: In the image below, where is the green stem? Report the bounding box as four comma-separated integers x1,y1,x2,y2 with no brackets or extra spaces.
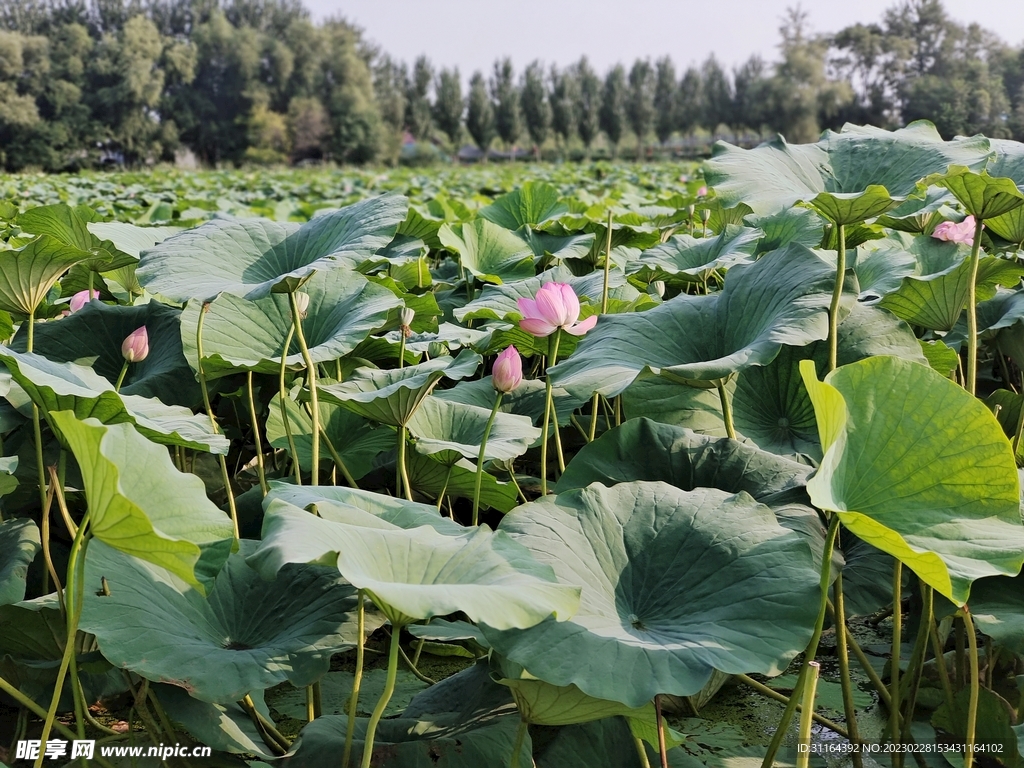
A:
360,623,403,768
511,720,529,768
890,561,902,757
760,515,840,768
633,735,653,768
736,675,848,738
961,607,980,768
795,662,820,768
246,371,269,496
965,220,984,395
473,393,503,526
196,303,239,539
114,360,130,392
32,404,47,516
277,325,301,484
587,393,600,442
929,617,956,715
899,584,933,752
655,695,669,768
398,333,407,369
833,572,863,768
828,223,846,373
717,380,736,439
398,643,436,685
540,333,562,496
342,591,365,768
601,211,613,314
437,464,454,512
397,425,413,501
289,291,320,485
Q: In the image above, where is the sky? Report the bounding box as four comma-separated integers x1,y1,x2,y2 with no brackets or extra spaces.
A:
304,0,1024,74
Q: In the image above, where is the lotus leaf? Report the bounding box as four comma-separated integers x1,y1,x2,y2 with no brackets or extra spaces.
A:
155,685,274,758
0,235,96,316
407,396,541,461
268,668,426,720
626,224,761,284
434,376,585,429
809,186,900,226
454,266,617,324
438,219,536,284
968,574,1024,654
405,451,520,512
479,181,569,230
0,518,39,607
744,207,825,254
929,166,1024,220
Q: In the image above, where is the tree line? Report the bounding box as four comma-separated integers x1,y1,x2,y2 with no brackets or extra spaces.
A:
1,0,1022,170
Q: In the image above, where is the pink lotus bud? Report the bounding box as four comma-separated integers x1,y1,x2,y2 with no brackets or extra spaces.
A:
121,326,149,363
931,216,976,245
516,282,598,338
696,185,708,197
69,289,99,313
492,346,523,394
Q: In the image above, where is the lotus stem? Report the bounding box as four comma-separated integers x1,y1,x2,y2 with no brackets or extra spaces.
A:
899,583,933,755
735,675,848,738
240,694,287,756
833,571,863,768
955,619,966,690
40,477,64,617
342,591,365,768
398,333,406,369
312,419,358,488
1013,393,1024,458
655,694,669,768
760,514,840,768
360,622,404,768
633,735,653,768
961,607,980,768
890,561,902,758
601,211,613,314
795,661,820,768
289,290,320,485
396,426,413,501
196,302,239,539
540,333,562,495
437,464,454,512
928,616,956,715
246,371,269,496
277,325,301,484
29,305,46,514
828,223,846,373
511,720,529,768
965,221,984,395
398,642,436,685
717,381,736,439
473,393,503,525
587,394,600,442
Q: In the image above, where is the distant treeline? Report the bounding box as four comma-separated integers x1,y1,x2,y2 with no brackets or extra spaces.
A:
1,0,1023,170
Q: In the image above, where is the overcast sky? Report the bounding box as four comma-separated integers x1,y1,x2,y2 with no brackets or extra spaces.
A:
304,0,1024,74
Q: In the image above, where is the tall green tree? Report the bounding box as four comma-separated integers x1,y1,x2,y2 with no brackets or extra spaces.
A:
600,64,626,157
572,56,601,156
732,55,769,132
677,66,703,135
373,54,407,164
653,56,677,146
490,57,521,158
433,66,463,152
520,59,551,159
627,58,655,159
466,69,494,159
404,54,432,139
549,64,579,150
701,55,734,133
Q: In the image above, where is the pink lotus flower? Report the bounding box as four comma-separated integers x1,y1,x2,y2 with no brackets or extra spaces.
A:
121,326,149,363
517,283,597,338
69,289,99,313
696,185,708,197
932,216,976,245
492,346,523,393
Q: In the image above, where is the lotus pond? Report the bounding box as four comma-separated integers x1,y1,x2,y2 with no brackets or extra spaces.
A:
1,122,1024,768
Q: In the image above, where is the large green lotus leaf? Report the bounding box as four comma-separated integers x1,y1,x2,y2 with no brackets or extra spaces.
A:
407,396,541,462
483,481,820,707
621,377,731,436
405,451,520,512
987,206,1024,246
155,684,274,758
80,540,364,703
929,166,1024,220
454,266,617,323
11,300,199,407
0,455,16,499
51,412,234,595
550,243,834,397
137,195,408,302
967,574,1024,654
479,181,569,230
536,717,699,768
248,502,580,629
0,348,227,453
627,224,761,284
810,186,900,226
434,376,585,430
318,351,481,427
744,207,826,254
800,356,1024,605
988,138,1024,184
875,186,958,234
17,204,130,270
518,228,596,262
0,518,39,607
87,221,181,258
179,268,400,376
438,219,535,285
0,235,96,315
851,236,921,302
264,394,392,478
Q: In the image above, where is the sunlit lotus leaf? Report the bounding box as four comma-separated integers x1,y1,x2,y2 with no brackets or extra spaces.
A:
155,685,274,758
454,266,617,324
137,195,408,302
479,181,569,230
987,138,1024,183
518,228,596,262
928,166,1024,220
483,481,820,707
434,376,585,429
87,221,181,258
0,235,95,316
810,185,900,226
627,224,761,284
875,186,958,233
0,518,39,607
438,219,536,284
405,451,520,512
745,207,826,254
801,356,1024,605
407,396,541,462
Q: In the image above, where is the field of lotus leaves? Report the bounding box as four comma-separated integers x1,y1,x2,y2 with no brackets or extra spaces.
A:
2,121,1024,768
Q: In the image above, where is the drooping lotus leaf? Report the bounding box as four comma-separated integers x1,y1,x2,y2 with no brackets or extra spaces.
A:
550,243,834,397
479,181,569,230
626,224,761,285
0,235,96,315
809,186,900,226
0,518,39,607
518,228,596,262
851,236,921,302
744,207,826,254
248,501,580,629
988,138,1024,184
621,378,731,437
0,455,16,499
155,684,274,758
928,166,1024,221
318,350,481,427
483,481,821,707
535,717,698,768
50,412,234,594
0,348,228,453
987,206,1024,246
16,204,130,271
454,266,618,324
800,356,1024,605
12,299,200,406
407,396,541,462
945,288,1024,356
875,186,959,233
438,219,536,284
434,376,585,429
967,574,1024,654
137,194,408,302
179,268,400,376
405,451,520,512
80,540,365,703
706,122,990,215
87,221,181,258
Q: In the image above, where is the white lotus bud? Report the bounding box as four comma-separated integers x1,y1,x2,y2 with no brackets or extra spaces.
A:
295,292,310,319
652,280,666,298
400,307,415,328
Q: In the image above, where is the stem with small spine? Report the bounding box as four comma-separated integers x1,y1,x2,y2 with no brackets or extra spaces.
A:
277,325,301,484
961,607,980,768
397,426,413,501
833,570,863,768
965,221,984,395
342,591,365,768
289,291,320,485
539,332,562,495
246,371,269,495
360,623,403,768
717,380,736,439
796,662,820,768
890,561,902,758
472,393,503,525
828,222,846,372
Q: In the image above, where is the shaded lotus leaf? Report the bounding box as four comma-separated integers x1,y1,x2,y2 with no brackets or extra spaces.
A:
137,194,408,302
0,518,39,607
968,574,1024,654
479,181,569,230
434,376,585,430
985,390,1024,463
80,540,363,703
51,412,234,594
438,219,536,284
0,455,16,499
518,228,596,262
0,348,228,453
919,339,959,378
987,206,1024,246
12,299,199,407
851,237,921,302
928,166,1024,220
622,377,732,437
0,235,95,315
264,393,393,479
248,501,580,629
875,186,958,233
840,535,901,618
627,224,761,285
988,138,1024,184
155,685,274,758
550,243,834,398
536,717,700,768
483,481,820,707
454,266,618,323
407,396,541,462
405,451,520,512
946,288,1024,358
318,350,481,427
179,268,400,377
932,688,1019,766
268,668,426,721
801,356,1024,605
809,186,900,226
744,207,826,254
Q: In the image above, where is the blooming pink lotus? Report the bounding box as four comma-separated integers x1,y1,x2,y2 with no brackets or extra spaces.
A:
517,283,597,338
69,289,99,313
492,346,523,393
121,326,149,363
932,216,976,245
